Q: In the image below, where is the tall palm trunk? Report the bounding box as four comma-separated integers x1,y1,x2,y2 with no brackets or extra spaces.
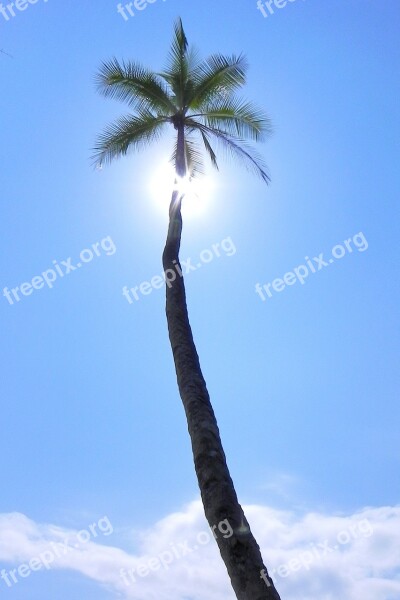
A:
162,126,281,600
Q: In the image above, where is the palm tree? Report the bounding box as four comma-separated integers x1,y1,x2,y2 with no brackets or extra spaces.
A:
93,18,281,600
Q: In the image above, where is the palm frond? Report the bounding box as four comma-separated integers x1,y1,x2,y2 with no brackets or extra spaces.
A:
191,98,273,141
198,129,219,171
95,59,175,114
170,134,204,178
186,119,270,183
161,18,189,109
167,17,189,72
92,111,168,167
189,54,248,108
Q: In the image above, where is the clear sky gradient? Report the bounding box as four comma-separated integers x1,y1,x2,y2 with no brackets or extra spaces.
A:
1,1,399,599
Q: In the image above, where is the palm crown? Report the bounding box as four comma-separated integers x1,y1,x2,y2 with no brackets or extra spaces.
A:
93,18,272,183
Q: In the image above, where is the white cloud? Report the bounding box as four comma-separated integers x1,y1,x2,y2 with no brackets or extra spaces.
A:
0,502,399,599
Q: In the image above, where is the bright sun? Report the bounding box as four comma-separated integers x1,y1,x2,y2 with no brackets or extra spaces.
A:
148,162,214,219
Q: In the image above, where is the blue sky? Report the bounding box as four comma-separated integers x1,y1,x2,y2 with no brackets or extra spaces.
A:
1,1,399,598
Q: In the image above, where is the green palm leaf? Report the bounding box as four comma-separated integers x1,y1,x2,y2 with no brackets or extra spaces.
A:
96,58,175,114
161,17,190,110
187,119,270,182
170,134,205,178
198,129,219,170
189,54,247,108
191,98,272,141
92,111,168,167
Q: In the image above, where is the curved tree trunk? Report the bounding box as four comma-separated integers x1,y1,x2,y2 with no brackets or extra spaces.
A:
162,126,281,600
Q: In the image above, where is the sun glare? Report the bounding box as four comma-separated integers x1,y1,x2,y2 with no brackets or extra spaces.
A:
148,162,213,219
